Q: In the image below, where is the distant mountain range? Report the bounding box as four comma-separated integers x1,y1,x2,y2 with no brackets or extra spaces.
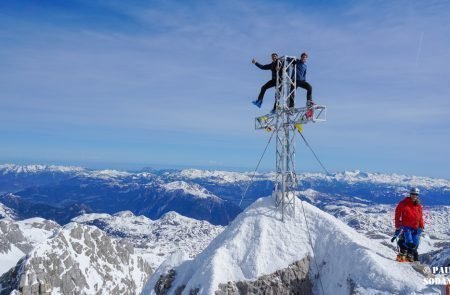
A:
1,164,449,227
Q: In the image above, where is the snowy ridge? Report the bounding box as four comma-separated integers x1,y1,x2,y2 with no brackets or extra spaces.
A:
162,181,221,200
0,164,85,175
298,170,450,190
179,169,254,183
72,211,224,271
176,169,450,191
2,164,449,190
144,196,439,294
81,169,132,180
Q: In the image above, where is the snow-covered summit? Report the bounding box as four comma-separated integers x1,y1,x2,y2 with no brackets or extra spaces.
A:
162,181,221,200
144,196,439,294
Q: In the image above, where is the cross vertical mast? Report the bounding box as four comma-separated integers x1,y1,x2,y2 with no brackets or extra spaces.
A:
255,55,327,221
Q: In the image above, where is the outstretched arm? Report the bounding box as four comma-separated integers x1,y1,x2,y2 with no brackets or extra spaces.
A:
252,59,271,70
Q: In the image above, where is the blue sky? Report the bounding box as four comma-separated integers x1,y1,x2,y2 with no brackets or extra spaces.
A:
1,0,450,178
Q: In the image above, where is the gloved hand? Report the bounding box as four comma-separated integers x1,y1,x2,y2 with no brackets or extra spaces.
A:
391,229,401,242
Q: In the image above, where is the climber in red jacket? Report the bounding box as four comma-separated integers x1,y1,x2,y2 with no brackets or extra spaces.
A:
394,187,424,262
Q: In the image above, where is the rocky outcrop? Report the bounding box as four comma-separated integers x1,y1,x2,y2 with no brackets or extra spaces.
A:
153,257,311,295
215,257,312,295
0,221,28,254
0,218,61,276
0,223,152,295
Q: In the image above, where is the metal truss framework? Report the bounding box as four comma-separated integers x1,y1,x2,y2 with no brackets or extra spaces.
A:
255,56,327,221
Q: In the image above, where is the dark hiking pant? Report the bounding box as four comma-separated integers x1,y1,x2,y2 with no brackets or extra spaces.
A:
258,79,277,101
288,80,312,108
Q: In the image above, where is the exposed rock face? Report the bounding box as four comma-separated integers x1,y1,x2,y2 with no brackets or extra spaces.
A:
154,269,176,295
0,218,60,276
215,257,312,295
153,258,311,295
0,223,152,295
0,220,28,254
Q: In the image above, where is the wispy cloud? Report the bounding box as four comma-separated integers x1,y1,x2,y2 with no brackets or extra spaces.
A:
0,0,449,177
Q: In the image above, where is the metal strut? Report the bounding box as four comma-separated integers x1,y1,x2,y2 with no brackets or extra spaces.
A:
254,55,327,221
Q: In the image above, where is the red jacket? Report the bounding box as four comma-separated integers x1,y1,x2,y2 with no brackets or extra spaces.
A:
395,197,424,229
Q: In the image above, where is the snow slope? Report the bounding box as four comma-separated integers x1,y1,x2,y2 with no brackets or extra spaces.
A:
143,196,440,294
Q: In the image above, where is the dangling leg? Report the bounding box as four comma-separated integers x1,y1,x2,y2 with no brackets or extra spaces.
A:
297,80,313,106
257,79,276,103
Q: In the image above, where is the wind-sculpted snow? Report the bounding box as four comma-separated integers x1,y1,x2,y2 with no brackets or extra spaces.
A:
72,211,224,271
0,223,151,295
143,196,441,294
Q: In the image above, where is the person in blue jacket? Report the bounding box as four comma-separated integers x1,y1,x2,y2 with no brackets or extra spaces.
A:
252,53,280,109
287,52,313,108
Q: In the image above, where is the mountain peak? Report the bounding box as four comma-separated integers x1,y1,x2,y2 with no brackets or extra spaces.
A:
144,196,437,294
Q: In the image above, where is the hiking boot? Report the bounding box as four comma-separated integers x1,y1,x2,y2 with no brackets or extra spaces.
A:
252,100,262,108
306,100,315,108
396,254,407,262
406,253,415,262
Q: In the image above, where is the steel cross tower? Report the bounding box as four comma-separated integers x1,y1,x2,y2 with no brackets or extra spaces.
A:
255,56,327,221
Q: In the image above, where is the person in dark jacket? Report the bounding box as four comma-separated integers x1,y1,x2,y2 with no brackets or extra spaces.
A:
287,52,313,109
394,187,424,262
252,53,280,109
